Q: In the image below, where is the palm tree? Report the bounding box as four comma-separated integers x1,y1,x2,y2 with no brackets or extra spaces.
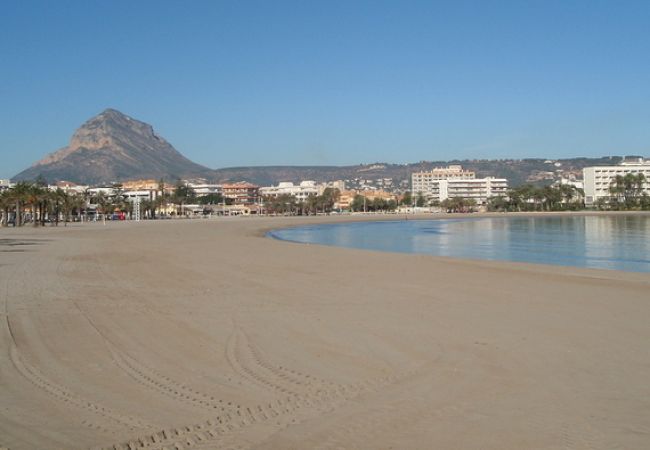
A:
26,183,49,227
0,189,12,226
140,198,156,219
155,178,167,219
94,191,110,224
73,192,87,222
609,173,647,209
11,181,32,226
609,175,626,207
51,188,66,225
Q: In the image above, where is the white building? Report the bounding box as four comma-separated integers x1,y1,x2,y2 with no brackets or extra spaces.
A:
260,181,319,202
87,187,116,197
321,180,346,192
0,179,14,191
429,178,508,204
189,183,222,197
411,165,475,193
583,159,650,205
412,165,507,204
47,182,89,195
558,178,584,191
122,189,158,201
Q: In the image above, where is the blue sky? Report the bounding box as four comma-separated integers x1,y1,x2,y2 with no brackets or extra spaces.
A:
1,0,649,177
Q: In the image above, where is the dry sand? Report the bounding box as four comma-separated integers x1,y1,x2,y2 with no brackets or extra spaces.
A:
1,215,649,450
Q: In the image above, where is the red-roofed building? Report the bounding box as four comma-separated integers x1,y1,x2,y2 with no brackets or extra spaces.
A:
222,182,260,205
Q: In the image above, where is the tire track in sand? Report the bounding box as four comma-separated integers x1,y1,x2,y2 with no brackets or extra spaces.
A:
98,320,418,450
1,244,150,438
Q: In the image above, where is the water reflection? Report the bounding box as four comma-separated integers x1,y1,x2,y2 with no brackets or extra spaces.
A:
270,216,650,273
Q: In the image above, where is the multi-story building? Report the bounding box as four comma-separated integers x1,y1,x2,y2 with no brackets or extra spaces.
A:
583,159,650,205
121,180,160,191
412,165,507,205
411,165,475,196
322,180,346,192
222,182,260,205
0,179,14,191
189,183,222,198
437,178,508,204
260,181,319,202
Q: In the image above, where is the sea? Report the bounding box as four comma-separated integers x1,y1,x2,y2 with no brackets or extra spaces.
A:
268,214,650,273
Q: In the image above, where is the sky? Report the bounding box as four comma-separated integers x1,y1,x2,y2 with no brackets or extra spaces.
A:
1,0,649,177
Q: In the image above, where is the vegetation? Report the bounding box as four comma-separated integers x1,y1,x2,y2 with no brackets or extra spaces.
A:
401,191,412,207
441,197,477,213
197,193,225,205
350,195,397,212
263,188,341,215
0,182,89,226
604,173,649,210
415,192,426,207
487,184,584,212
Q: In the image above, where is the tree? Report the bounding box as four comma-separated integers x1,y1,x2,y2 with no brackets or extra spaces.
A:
441,197,476,213
351,195,365,212
319,187,340,213
94,191,111,223
263,194,296,215
305,195,319,214
609,173,647,209
487,196,508,212
10,182,31,226
139,199,155,219
173,181,195,202
155,178,167,218
0,189,12,226
415,192,426,207
26,183,48,227
198,193,224,205
52,188,68,225
172,180,196,216
401,191,412,206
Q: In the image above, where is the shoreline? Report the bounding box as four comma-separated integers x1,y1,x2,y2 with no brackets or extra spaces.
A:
263,212,650,277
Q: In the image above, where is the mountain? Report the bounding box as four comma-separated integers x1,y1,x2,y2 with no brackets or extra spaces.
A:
13,109,213,184
210,156,631,188
13,109,644,188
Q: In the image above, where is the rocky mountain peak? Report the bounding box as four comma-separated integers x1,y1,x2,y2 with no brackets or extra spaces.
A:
13,109,213,184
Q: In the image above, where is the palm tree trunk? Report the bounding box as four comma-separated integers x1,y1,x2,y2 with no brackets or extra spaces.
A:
16,201,22,226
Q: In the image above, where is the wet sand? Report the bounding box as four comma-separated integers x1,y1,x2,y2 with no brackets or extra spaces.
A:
1,215,649,449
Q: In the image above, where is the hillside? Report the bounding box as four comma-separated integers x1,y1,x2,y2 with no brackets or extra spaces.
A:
211,156,630,189
13,109,213,184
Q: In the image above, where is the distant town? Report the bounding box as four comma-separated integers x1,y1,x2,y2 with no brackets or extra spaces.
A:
1,157,649,226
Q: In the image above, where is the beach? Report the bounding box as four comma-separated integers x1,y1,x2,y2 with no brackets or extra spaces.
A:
1,215,649,450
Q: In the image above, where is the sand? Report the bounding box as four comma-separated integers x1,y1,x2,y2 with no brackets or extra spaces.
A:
1,214,649,450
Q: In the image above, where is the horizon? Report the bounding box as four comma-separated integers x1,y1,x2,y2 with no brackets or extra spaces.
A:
2,1,649,178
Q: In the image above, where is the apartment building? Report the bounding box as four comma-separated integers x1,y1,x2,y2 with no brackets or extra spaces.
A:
583,159,650,205
411,165,475,192
259,181,319,202
0,179,14,191
412,165,507,204
222,182,260,205
189,183,223,197
437,178,508,204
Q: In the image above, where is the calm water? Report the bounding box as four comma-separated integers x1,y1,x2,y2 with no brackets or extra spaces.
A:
269,215,650,273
